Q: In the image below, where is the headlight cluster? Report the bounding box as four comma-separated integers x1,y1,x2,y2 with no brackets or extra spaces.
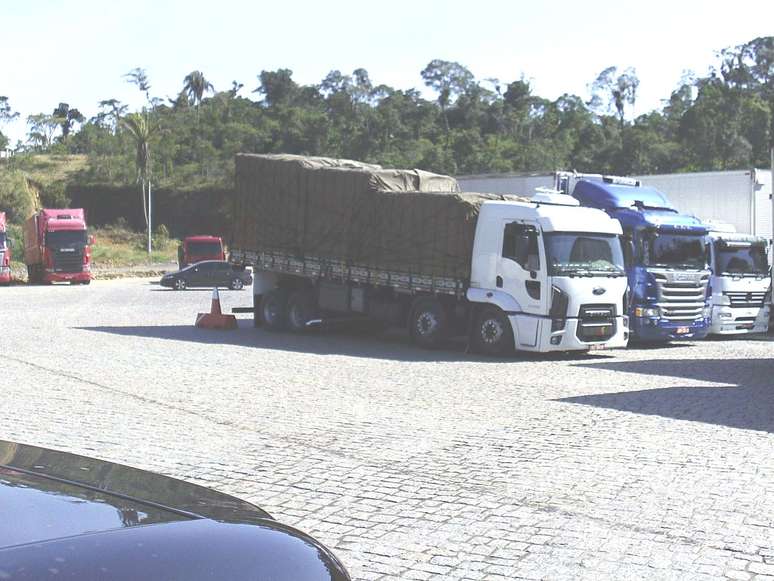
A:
550,285,569,331
634,306,661,318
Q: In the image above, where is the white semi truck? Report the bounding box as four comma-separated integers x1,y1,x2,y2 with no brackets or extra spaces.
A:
704,221,771,335
230,155,629,355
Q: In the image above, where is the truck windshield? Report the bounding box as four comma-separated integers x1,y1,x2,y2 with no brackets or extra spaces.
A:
46,230,87,248
643,232,706,269
715,241,769,276
188,241,222,256
545,233,625,276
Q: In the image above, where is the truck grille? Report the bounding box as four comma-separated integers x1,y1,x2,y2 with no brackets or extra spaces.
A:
54,250,84,273
576,304,616,343
654,271,709,322
724,291,766,308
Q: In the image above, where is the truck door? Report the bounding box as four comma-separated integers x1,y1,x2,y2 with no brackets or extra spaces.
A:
499,221,548,346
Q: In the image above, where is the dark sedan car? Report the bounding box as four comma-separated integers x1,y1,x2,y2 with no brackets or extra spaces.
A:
0,440,350,581
160,260,253,290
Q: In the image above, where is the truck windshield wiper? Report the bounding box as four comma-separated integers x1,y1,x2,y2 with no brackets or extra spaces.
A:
721,271,768,278
563,269,594,278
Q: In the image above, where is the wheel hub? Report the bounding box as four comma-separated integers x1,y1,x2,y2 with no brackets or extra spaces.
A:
482,319,503,344
416,312,438,336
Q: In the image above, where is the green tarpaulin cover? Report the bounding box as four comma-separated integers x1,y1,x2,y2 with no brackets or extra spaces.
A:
233,154,515,279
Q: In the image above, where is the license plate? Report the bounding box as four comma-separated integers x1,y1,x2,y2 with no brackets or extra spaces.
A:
676,327,690,334
589,344,606,351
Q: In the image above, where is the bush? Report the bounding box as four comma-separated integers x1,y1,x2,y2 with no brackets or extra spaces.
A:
0,169,36,222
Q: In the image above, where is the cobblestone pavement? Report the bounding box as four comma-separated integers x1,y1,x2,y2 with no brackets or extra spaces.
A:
2,279,774,580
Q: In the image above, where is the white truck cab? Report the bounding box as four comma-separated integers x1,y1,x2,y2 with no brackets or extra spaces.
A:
704,221,771,335
467,191,630,352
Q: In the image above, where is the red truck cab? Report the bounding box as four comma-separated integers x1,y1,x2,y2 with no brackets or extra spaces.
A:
0,212,11,284
178,235,225,269
24,209,93,284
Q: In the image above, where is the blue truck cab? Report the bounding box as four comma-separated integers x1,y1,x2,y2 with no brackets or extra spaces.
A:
568,176,711,341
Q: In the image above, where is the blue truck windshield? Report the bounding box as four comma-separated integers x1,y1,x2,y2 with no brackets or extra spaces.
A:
643,232,705,269
46,230,87,248
545,233,625,276
715,242,769,276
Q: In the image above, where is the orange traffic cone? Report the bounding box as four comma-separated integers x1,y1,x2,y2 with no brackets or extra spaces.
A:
195,287,238,330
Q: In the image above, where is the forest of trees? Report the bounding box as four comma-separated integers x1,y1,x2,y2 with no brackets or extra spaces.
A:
0,35,772,229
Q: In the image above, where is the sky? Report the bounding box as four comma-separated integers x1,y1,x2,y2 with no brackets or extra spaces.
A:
2,0,774,146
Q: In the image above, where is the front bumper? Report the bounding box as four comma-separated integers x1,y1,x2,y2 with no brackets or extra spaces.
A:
508,315,629,352
709,305,770,335
631,315,710,341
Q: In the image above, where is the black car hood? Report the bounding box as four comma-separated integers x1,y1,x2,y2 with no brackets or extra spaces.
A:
0,441,350,581
0,440,271,524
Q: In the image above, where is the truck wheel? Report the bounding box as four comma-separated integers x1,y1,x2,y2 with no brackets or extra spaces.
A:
410,297,449,349
287,290,318,332
174,278,187,291
472,307,514,356
261,289,289,331
229,278,244,290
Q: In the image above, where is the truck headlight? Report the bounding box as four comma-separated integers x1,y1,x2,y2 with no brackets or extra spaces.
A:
634,306,660,318
550,286,569,331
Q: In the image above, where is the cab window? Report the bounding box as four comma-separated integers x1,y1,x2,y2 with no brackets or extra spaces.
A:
503,223,540,271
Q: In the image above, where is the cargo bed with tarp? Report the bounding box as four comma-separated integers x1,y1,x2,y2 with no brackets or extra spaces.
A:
230,154,516,295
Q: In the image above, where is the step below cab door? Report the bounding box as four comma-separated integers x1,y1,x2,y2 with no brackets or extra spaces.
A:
499,221,548,347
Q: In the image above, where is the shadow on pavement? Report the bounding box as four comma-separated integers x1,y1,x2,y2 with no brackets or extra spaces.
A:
75,322,615,364
559,358,774,432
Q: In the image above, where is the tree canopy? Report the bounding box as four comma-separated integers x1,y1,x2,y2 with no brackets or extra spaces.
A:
3,36,772,202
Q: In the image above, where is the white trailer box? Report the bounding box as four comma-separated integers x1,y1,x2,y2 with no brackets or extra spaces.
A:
631,170,772,243
458,170,772,243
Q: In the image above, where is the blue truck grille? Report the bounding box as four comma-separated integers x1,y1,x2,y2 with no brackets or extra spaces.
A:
654,272,709,322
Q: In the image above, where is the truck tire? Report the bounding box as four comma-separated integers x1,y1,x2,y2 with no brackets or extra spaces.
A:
472,307,514,356
410,297,449,349
261,289,289,331
287,290,318,332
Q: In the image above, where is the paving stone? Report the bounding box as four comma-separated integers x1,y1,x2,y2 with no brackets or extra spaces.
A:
2,279,774,580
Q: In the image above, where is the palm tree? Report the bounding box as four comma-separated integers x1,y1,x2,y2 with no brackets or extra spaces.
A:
182,70,214,123
120,113,155,229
